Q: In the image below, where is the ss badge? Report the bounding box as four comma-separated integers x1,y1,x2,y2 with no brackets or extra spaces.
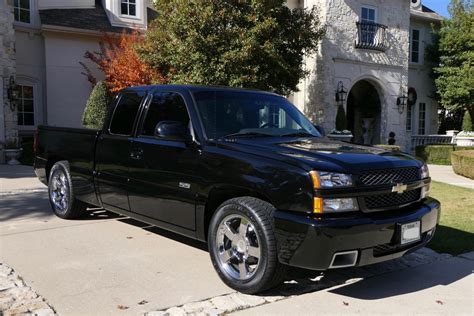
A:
179,182,191,189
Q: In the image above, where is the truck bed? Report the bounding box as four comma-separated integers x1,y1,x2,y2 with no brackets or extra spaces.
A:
35,125,101,206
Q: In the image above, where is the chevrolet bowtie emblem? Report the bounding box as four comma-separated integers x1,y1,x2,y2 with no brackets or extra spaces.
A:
392,183,408,194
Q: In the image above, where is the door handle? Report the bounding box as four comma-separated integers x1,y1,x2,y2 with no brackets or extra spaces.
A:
130,148,144,160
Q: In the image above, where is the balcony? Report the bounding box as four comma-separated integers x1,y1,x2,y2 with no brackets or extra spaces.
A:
355,22,388,52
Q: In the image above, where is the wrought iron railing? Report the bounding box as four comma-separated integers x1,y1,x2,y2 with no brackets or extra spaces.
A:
355,22,388,52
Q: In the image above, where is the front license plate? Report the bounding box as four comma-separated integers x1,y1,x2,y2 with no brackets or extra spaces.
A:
401,221,421,245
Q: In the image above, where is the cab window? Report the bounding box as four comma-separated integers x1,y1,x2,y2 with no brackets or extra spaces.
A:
140,92,190,137
109,91,145,135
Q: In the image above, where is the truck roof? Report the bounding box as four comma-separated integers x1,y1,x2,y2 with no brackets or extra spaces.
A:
120,84,281,97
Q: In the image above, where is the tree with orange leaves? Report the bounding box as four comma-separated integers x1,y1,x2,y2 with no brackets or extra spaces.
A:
80,30,168,93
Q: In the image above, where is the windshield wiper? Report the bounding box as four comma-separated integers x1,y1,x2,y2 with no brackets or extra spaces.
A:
279,132,316,137
222,132,273,139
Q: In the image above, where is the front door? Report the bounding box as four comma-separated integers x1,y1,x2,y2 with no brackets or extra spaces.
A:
128,91,199,230
96,91,145,212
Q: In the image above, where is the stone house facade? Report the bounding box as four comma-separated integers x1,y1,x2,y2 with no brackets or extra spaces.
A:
0,0,16,162
288,0,443,151
0,0,443,161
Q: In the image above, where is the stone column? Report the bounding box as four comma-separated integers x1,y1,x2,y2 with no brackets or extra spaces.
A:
0,0,16,163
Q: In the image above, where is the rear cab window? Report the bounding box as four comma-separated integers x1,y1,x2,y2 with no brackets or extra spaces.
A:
109,91,146,135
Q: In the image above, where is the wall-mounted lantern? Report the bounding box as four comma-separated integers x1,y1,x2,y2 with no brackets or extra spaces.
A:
396,86,407,114
7,76,20,112
335,81,347,107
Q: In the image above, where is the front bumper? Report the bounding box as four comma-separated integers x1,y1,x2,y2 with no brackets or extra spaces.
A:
275,197,440,270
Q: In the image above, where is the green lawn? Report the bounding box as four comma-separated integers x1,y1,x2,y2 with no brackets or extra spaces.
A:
428,181,474,255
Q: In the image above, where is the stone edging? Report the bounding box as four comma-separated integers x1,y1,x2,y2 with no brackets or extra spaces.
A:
0,262,56,316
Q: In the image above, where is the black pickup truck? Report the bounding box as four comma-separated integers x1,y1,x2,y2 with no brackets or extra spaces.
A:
34,85,440,294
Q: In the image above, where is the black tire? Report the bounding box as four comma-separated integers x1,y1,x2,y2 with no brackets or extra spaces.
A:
48,161,88,219
208,197,287,294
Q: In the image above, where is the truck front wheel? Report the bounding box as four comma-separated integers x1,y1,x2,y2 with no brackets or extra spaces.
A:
48,161,88,219
208,197,286,294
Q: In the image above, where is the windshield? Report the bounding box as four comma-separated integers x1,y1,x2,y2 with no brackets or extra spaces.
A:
193,90,321,139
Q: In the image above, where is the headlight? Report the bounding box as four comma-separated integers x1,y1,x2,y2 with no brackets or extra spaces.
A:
310,171,353,188
421,164,430,179
310,171,358,213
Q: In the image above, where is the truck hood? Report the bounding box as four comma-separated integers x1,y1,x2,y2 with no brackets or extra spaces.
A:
216,137,422,173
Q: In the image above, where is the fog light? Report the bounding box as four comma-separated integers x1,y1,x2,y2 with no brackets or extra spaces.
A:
421,184,430,198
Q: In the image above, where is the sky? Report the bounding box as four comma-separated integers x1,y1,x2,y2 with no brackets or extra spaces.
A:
422,0,451,17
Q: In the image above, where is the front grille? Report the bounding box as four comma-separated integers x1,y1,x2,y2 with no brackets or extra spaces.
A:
359,167,420,186
364,189,421,210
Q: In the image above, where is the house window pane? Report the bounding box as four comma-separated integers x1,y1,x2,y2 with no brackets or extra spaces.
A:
17,85,35,126
23,113,34,126
406,104,412,131
411,29,420,63
13,0,30,23
418,103,426,135
120,0,137,16
121,2,128,15
361,7,376,23
129,3,136,16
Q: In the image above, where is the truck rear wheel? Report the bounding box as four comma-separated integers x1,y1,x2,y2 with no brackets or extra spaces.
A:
48,161,88,219
208,197,286,294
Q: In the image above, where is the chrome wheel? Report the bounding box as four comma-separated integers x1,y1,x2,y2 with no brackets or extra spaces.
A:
215,214,261,281
50,170,69,214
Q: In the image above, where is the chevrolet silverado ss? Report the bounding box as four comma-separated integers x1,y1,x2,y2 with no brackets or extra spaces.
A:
34,85,440,293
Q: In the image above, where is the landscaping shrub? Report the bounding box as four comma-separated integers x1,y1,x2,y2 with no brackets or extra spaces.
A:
415,144,473,165
82,81,111,130
461,110,473,132
374,144,400,151
451,150,474,179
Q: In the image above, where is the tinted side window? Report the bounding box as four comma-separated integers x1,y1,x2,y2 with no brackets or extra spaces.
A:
141,92,190,136
110,92,144,135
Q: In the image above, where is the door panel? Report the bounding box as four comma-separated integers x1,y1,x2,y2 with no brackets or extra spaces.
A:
95,90,145,212
96,135,132,211
128,138,199,229
127,91,198,230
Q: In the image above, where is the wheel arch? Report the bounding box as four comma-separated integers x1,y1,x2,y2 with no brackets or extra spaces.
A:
203,185,272,241
45,156,67,183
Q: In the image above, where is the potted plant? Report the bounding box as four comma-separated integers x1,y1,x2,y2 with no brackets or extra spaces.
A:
455,110,474,147
328,105,353,141
3,139,23,165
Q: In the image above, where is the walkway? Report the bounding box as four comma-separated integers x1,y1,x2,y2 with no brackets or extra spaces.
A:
428,164,474,189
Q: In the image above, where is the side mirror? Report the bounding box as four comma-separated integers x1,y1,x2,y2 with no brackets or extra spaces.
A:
154,121,190,141
314,125,326,136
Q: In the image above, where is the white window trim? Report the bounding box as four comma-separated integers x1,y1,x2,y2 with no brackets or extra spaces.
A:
361,5,378,23
15,77,43,131
410,27,424,65
13,0,34,26
417,102,427,135
119,0,139,20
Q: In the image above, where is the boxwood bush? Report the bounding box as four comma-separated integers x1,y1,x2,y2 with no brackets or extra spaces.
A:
451,151,474,179
374,144,401,151
415,145,473,165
